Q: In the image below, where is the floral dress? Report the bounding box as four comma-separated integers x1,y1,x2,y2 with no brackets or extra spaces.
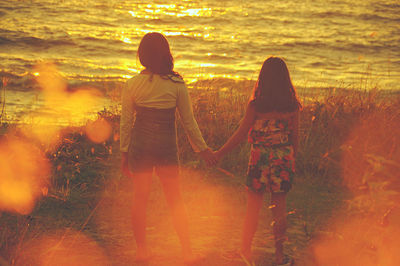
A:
247,117,295,193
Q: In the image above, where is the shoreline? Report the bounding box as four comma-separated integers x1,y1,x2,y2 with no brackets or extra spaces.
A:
1,75,399,127
2,70,400,93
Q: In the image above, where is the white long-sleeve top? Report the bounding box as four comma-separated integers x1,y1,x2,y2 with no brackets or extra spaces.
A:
120,73,208,153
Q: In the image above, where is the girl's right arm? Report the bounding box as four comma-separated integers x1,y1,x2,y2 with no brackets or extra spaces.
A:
215,103,256,160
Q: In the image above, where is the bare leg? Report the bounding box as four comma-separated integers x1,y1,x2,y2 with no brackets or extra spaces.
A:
271,192,287,264
131,170,153,260
157,166,194,262
240,190,264,259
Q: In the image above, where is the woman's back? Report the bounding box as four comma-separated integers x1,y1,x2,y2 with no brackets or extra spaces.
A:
121,71,208,154
125,73,184,109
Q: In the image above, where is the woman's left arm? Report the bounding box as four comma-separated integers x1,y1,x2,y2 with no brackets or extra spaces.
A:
176,83,217,165
120,80,135,176
176,83,209,153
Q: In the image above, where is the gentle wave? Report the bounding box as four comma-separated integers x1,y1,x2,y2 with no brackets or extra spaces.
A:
0,0,399,93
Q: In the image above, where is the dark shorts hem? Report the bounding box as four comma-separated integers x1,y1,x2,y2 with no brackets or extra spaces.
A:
128,149,179,178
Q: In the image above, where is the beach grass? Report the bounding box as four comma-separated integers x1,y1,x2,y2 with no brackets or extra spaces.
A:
1,82,400,265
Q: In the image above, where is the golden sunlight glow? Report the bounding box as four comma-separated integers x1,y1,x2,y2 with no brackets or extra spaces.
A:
128,10,159,19
188,73,242,81
122,74,134,79
21,124,61,147
129,4,212,20
121,37,132,44
199,63,216,67
65,89,103,118
35,62,67,95
33,61,103,126
0,137,49,214
179,8,212,17
134,28,209,40
154,4,176,9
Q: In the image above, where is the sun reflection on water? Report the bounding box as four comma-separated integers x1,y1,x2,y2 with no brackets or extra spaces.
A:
129,4,212,18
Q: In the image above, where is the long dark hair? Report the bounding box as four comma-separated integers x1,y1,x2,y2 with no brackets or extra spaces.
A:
137,32,183,82
251,56,301,113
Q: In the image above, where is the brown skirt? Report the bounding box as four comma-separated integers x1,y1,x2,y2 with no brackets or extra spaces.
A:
128,106,179,174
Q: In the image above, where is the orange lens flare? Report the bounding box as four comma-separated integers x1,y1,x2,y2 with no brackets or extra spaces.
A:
33,61,103,126
312,214,400,266
15,230,109,266
85,118,112,143
341,113,400,191
34,61,67,96
313,112,400,265
20,124,62,148
0,137,50,214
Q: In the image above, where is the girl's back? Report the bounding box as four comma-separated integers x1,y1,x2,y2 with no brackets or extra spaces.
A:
249,111,296,148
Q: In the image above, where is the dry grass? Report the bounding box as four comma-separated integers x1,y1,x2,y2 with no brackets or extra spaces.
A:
1,80,400,265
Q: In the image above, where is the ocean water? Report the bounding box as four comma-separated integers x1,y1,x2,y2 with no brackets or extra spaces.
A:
0,0,399,123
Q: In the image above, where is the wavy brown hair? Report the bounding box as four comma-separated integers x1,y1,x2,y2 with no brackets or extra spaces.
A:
138,32,182,81
251,56,301,113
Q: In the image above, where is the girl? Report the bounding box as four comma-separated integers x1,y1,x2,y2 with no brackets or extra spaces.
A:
120,32,215,264
215,57,301,265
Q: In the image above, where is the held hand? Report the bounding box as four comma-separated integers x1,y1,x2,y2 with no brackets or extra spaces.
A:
199,148,217,167
213,150,224,162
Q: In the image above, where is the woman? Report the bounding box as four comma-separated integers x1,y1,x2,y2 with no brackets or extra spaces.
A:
120,32,215,263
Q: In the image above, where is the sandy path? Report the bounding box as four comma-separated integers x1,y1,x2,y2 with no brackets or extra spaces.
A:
95,167,308,266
